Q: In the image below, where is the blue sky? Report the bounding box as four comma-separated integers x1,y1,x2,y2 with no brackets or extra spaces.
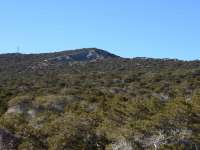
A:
0,0,200,60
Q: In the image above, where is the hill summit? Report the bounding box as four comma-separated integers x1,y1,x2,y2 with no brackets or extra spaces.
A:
46,48,119,62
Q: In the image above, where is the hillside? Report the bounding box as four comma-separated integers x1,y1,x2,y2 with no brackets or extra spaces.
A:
0,48,200,150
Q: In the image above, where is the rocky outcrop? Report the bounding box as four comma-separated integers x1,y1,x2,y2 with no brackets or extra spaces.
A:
47,48,119,63
6,102,42,119
0,128,20,150
6,95,81,119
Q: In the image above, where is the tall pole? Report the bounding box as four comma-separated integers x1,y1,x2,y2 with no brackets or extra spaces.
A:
17,46,20,53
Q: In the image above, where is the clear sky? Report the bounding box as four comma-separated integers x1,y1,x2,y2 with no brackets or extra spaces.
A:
0,0,200,60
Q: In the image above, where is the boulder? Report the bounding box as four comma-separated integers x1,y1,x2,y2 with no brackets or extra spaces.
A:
0,128,20,150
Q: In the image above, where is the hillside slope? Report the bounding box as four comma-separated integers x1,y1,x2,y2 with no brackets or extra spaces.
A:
0,48,200,149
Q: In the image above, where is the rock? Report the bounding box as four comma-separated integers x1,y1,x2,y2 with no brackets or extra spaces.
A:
0,128,20,150
6,105,23,114
111,137,133,150
47,48,118,63
152,93,169,101
27,109,37,118
6,103,42,119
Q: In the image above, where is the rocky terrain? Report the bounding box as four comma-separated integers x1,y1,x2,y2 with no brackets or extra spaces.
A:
0,48,200,149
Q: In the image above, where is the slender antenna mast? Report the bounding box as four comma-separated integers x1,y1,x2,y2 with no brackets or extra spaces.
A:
17,46,20,53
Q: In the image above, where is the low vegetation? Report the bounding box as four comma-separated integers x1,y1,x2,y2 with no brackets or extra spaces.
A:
0,48,199,149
